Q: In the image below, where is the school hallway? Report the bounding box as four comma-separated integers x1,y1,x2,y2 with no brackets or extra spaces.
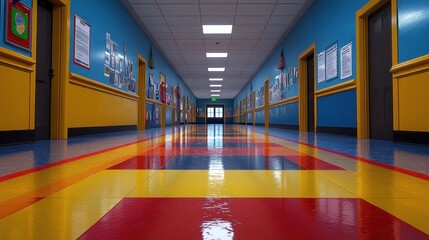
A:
0,124,428,239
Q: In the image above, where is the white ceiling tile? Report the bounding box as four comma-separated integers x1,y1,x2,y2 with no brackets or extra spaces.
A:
264,25,288,32
200,4,237,16
207,58,228,65
129,0,156,4
172,32,204,40
152,32,174,39
234,16,270,26
230,40,258,49
232,32,263,40
139,17,167,26
273,4,304,15
159,4,200,16
200,0,237,2
201,16,235,25
236,4,275,16
260,31,284,40
165,16,201,25
156,0,198,3
179,44,206,50
255,39,278,49
145,25,170,33
278,0,307,3
177,39,204,46
170,25,202,33
267,15,294,25
238,0,277,3
132,4,162,16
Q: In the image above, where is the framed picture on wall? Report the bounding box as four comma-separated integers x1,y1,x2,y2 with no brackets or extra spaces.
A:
5,0,32,51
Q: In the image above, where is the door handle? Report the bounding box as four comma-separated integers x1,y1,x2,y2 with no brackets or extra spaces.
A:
49,68,55,79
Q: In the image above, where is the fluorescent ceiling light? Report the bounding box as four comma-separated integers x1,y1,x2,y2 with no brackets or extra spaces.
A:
211,94,220,97
209,78,223,81
211,90,221,93
208,68,225,72
206,53,228,58
202,25,233,34
210,85,222,87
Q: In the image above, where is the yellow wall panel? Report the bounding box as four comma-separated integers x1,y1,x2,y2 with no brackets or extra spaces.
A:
68,81,138,128
0,64,32,130
398,70,429,132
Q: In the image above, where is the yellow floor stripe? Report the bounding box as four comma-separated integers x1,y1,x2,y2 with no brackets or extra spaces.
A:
128,170,357,198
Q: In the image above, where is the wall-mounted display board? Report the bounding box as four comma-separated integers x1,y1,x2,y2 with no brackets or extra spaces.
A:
270,67,298,104
74,15,91,69
104,32,136,93
5,0,31,51
255,86,265,108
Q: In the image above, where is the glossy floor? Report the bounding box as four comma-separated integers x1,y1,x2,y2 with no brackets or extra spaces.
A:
0,125,428,239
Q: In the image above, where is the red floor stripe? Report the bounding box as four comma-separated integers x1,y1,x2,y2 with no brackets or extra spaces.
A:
79,198,429,240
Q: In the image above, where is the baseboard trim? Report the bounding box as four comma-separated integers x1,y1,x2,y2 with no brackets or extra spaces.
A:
394,131,429,145
270,124,299,130
0,130,35,145
68,125,137,137
317,126,357,136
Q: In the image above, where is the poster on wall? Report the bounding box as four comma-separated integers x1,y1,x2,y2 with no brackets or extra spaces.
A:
325,42,338,81
5,0,31,51
317,51,326,83
340,42,353,79
73,15,91,69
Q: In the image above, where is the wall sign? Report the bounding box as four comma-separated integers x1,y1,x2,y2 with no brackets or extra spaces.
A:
73,15,91,69
325,42,338,81
5,0,31,51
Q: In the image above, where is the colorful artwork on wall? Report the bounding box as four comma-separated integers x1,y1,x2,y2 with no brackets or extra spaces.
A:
5,0,31,51
104,32,136,93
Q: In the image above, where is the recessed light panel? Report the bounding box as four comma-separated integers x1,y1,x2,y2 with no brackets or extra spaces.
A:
208,68,225,72
211,94,220,97
203,25,233,34
206,53,228,58
209,78,223,81
210,85,222,87
211,90,221,93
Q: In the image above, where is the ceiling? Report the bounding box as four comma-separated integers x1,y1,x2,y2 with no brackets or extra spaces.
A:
122,0,313,99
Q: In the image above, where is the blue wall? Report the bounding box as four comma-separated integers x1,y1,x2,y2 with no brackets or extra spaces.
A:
235,0,367,129
0,0,33,56
70,0,195,103
317,90,357,128
398,0,429,62
255,110,264,125
269,103,299,126
235,0,429,131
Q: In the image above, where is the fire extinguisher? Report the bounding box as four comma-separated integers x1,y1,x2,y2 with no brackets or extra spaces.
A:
160,81,166,103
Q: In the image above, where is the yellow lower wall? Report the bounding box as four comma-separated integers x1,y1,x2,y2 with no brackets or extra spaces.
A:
397,69,429,132
67,74,138,128
0,63,33,131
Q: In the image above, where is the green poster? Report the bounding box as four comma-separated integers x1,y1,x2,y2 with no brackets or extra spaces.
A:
11,7,29,40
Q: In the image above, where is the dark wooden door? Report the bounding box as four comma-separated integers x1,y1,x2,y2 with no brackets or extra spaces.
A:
307,54,315,132
206,105,224,124
35,0,53,140
368,3,393,140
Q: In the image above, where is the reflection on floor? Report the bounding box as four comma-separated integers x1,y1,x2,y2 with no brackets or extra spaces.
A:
0,125,428,239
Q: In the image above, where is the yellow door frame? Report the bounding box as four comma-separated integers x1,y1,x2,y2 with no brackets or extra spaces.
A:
31,0,70,139
356,0,398,138
264,77,269,128
137,55,147,130
298,44,316,132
